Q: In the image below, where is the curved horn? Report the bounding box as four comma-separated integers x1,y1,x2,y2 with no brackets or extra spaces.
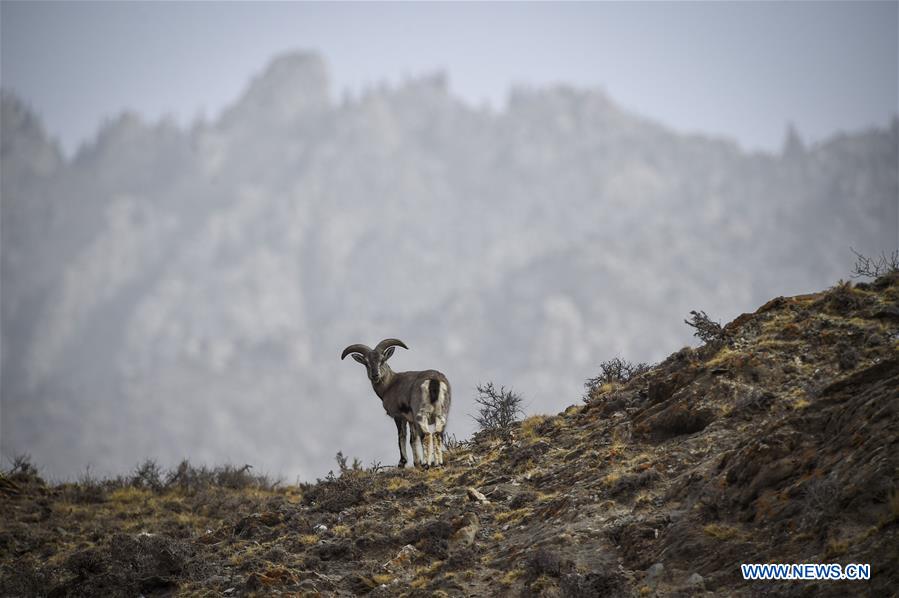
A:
375,338,409,354
341,343,372,360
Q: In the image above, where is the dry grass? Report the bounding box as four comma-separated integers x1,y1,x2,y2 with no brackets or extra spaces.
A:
634,491,654,509
880,488,899,528
755,339,803,352
791,398,812,410
519,415,549,440
410,560,445,588
331,524,351,537
825,539,849,557
706,347,742,368
703,523,741,540
602,472,622,487
495,508,533,525
108,486,152,504
385,476,412,492
501,569,522,585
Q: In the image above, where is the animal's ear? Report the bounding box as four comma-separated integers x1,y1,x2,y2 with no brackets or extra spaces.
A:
383,346,396,360
351,353,367,365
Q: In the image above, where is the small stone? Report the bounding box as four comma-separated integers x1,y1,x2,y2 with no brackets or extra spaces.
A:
383,544,422,571
687,572,704,588
646,563,665,582
466,487,490,504
313,524,328,534
450,513,480,549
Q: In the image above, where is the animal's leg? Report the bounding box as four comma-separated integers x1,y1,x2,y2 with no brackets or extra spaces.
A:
435,414,447,467
394,417,408,468
425,431,434,467
435,431,444,466
417,415,434,467
411,422,423,467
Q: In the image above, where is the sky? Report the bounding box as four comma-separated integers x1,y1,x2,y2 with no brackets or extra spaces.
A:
1,1,897,158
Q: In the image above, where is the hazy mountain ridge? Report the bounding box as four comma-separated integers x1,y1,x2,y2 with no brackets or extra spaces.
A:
1,51,896,481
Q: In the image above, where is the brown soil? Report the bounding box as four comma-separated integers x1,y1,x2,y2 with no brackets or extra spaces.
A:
2,274,897,597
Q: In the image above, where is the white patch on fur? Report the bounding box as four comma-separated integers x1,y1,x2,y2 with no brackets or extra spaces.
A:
416,380,449,466
425,432,434,466
412,432,423,466
434,434,444,465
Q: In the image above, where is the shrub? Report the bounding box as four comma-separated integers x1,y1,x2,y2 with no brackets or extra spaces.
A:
684,310,725,344
472,382,524,432
583,357,650,400
5,454,43,485
298,450,371,512
1,454,44,496
818,280,866,316
836,342,859,370
524,547,574,584
804,478,840,513
165,460,276,492
801,477,840,528
335,451,362,474
62,466,110,503
851,248,899,279
215,463,272,490
130,459,164,491
301,470,367,513
442,433,466,452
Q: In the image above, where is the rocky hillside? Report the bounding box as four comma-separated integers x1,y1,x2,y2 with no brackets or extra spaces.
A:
3,51,898,482
2,273,897,596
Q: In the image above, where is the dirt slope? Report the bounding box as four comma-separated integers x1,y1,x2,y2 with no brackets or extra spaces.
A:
2,274,897,597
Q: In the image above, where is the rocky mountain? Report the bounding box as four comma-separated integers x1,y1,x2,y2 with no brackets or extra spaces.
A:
1,51,897,482
1,273,897,596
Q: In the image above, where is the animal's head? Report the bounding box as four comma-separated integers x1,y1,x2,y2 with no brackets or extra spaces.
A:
341,338,408,384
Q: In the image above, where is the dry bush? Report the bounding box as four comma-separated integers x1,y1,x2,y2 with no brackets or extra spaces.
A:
836,342,860,370
684,310,725,344
851,248,899,279
815,280,872,316
131,459,165,491
301,467,368,513
803,477,840,525
442,433,466,452
561,571,626,598
165,460,277,493
524,547,573,585
335,450,363,474
0,559,52,597
583,357,650,400
400,518,453,558
61,466,111,503
472,382,524,432
5,454,43,485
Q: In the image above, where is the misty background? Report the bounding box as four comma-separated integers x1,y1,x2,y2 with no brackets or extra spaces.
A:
1,2,897,483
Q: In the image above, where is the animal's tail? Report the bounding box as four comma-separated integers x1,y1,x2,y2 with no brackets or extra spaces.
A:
428,379,441,404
